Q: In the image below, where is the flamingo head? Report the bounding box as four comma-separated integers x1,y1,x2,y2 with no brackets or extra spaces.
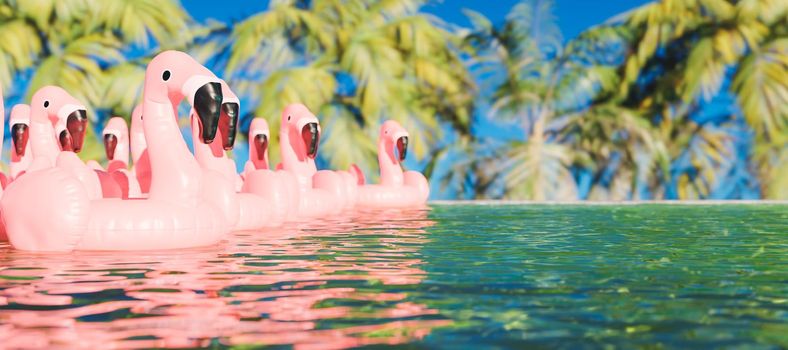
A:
218,81,240,150
281,103,320,160
380,120,410,162
9,104,31,158
249,118,270,168
144,50,223,144
31,86,88,153
102,117,128,161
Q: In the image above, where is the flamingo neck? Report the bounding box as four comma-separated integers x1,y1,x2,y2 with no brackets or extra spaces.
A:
378,139,403,186
130,126,146,166
142,98,202,205
30,119,60,164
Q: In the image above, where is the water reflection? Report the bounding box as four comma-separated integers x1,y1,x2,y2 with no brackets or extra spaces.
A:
0,209,445,349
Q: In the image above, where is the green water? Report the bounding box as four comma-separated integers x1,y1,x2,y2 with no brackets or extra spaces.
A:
419,204,787,348
0,204,786,348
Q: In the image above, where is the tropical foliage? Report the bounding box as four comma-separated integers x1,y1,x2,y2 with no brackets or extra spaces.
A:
0,0,784,199
0,0,194,160
456,0,786,200
219,0,475,174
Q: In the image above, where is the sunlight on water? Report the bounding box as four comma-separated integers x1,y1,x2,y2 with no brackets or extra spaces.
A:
1,204,786,348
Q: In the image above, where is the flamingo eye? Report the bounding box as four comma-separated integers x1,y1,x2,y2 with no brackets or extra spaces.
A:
44,101,50,108
287,115,291,121
162,70,171,81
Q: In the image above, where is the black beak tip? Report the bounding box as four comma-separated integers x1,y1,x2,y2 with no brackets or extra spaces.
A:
194,82,224,143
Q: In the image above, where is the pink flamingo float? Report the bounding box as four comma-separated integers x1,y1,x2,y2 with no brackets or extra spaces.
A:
45,87,125,199
189,81,284,229
240,117,300,221
8,104,33,181
101,117,142,199
0,50,228,251
242,118,271,174
279,104,356,215
245,104,354,218
355,120,429,208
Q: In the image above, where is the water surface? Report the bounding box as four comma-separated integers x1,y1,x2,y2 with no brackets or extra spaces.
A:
1,204,786,348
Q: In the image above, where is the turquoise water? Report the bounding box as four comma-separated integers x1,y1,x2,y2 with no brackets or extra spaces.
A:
0,204,786,348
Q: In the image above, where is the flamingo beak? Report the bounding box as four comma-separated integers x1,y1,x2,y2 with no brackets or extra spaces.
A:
193,82,223,144
104,133,118,161
301,122,319,159
11,123,29,157
253,134,268,162
396,136,408,161
66,109,88,153
219,102,239,150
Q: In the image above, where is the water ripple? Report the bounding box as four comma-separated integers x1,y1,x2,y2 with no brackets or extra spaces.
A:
0,209,444,349
2,204,787,348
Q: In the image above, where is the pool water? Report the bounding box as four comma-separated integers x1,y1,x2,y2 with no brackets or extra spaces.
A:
1,204,786,348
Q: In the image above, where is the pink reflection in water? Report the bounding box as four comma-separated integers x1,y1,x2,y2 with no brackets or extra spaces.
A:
0,209,446,349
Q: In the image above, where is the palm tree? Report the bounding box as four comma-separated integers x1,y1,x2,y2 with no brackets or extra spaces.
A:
0,0,193,161
223,0,475,178
465,0,784,200
613,0,787,198
460,0,667,200
459,0,568,200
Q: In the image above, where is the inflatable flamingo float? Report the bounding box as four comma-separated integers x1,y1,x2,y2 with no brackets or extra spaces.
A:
101,117,142,199
20,87,81,174
102,117,130,171
8,104,33,181
44,88,127,199
240,117,307,221
189,81,285,229
1,50,229,251
240,118,300,221
356,120,429,208
247,104,354,218
243,118,271,174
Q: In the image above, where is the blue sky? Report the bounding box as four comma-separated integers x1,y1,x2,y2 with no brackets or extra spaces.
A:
184,0,651,41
